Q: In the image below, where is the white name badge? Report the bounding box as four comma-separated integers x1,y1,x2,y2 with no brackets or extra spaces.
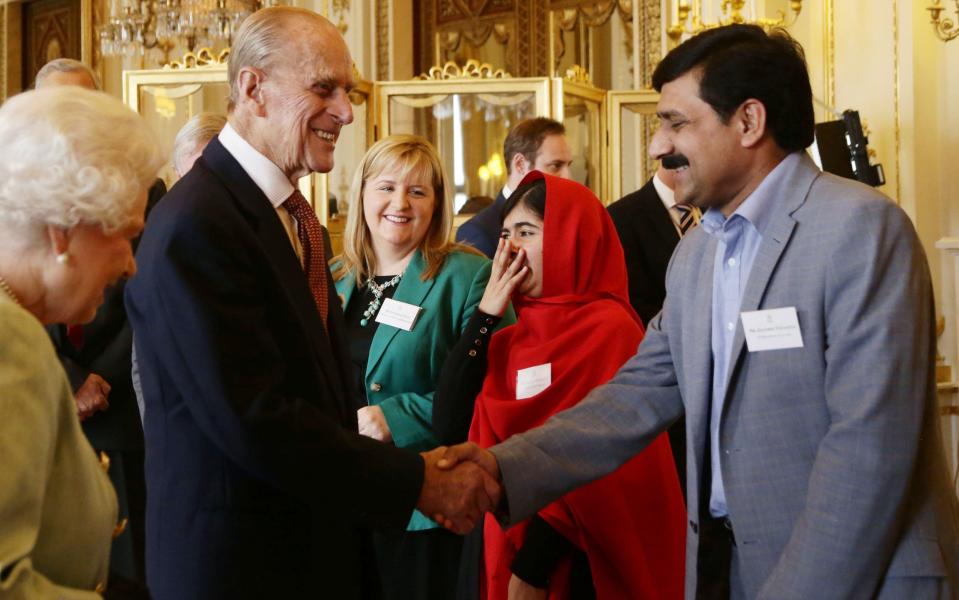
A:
516,363,551,400
375,298,423,331
740,307,804,352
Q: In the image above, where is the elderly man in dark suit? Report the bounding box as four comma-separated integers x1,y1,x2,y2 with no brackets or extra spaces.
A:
456,117,572,257
126,8,497,600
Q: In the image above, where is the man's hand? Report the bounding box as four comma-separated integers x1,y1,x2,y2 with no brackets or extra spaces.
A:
508,574,548,600
417,446,501,534
438,441,501,482
75,373,110,421
357,405,392,442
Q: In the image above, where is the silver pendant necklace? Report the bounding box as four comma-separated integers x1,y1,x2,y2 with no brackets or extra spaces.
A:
360,274,402,327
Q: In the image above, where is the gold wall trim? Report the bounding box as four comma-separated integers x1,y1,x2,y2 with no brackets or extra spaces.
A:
416,60,511,80
81,0,93,66
165,48,231,70
893,0,902,203
824,0,835,107
377,0,390,80
2,0,6,103
640,0,661,88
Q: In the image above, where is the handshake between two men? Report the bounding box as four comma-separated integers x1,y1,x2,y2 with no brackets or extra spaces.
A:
415,443,501,534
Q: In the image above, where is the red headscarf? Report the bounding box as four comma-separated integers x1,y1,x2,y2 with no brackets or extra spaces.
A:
470,172,685,600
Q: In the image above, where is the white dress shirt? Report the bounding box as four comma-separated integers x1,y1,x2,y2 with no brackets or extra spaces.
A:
217,123,303,260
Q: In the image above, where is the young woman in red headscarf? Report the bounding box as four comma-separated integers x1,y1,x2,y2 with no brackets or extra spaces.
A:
433,172,685,600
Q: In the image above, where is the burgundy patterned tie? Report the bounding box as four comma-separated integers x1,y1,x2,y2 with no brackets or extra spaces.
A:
283,190,328,327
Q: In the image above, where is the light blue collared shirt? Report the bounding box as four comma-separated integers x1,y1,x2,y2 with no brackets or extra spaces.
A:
699,152,802,517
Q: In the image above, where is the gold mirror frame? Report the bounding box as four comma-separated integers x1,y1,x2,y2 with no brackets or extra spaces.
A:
551,70,608,202
374,62,610,212
606,89,660,202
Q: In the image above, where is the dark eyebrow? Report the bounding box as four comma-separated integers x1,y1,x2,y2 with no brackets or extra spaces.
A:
508,221,541,229
656,110,686,120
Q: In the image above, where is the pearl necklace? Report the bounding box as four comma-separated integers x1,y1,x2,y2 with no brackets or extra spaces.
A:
360,273,402,327
0,275,21,307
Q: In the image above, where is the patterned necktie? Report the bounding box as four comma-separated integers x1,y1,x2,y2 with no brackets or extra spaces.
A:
675,205,700,237
283,190,328,327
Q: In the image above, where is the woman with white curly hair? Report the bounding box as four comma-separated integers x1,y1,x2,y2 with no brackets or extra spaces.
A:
0,86,163,597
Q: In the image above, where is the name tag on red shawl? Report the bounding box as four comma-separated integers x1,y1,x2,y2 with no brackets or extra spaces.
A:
516,363,551,400
375,298,423,331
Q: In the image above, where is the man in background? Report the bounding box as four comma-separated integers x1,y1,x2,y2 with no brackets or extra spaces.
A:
456,117,573,257
126,8,497,599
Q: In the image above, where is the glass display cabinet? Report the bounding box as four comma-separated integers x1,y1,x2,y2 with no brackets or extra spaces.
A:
551,66,607,201
373,60,611,229
606,89,660,203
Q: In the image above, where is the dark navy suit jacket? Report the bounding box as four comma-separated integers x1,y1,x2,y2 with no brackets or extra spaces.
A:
455,190,506,258
126,139,423,600
607,177,680,327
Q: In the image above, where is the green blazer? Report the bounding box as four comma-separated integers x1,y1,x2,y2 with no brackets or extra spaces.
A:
335,249,514,530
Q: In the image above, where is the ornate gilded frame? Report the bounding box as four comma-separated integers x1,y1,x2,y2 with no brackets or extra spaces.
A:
551,67,608,201
606,89,659,201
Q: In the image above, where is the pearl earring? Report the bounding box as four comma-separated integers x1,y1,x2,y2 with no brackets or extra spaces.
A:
56,253,70,265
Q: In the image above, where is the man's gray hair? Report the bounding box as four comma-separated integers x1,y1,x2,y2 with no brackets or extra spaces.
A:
227,6,328,112
173,112,227,175
0,87,163,236
35,58,101,90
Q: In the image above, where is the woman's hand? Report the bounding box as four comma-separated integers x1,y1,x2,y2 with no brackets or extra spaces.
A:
507,574,547,600
478,237,528,316
357,405,392,442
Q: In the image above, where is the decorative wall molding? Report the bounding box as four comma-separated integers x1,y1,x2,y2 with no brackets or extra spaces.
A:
416,58,511,79
164,47,230,70
377,0,390,80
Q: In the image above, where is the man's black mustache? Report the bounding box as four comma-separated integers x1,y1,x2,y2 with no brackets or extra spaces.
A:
661,154,690,169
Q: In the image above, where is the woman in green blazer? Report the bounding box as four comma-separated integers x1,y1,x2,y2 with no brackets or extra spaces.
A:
333,135,513,600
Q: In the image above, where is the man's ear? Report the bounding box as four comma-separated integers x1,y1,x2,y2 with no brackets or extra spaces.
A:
511,152,530,177
235,66,268,117
737,99,768,149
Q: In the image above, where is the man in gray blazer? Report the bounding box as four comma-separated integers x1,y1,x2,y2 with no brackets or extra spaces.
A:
438,24,959,599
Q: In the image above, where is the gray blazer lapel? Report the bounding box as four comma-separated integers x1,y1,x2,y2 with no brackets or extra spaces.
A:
684,234,718,479
722,155,820,394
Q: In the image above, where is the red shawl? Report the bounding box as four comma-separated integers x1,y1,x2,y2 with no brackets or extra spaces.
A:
470,172,685,600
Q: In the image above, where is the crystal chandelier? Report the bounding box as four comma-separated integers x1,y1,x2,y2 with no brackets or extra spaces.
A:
99,0,276,60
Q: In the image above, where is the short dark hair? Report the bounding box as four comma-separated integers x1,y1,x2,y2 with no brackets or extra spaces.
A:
501,178,547,223
652,24,814,152
503,118,566,174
